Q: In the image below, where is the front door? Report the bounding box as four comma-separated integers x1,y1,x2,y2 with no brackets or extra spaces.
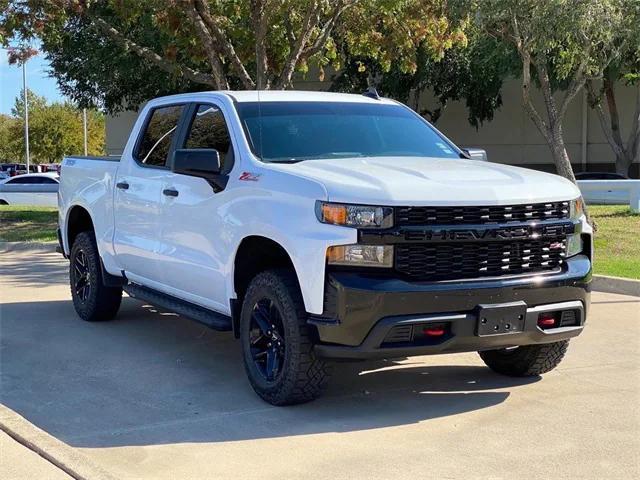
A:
113,104,186,284
155,103,236,313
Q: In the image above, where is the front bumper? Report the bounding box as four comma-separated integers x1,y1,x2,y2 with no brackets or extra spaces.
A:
311,255,591,359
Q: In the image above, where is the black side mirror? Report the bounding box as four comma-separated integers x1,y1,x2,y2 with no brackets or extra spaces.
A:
172,149,227,191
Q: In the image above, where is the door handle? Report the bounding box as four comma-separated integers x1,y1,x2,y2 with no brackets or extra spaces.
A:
163,188,179,197
116,181,129,190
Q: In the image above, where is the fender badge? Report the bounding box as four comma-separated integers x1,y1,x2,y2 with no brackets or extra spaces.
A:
239,172,261,181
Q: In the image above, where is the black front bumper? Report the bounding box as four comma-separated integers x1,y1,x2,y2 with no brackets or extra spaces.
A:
311,255,591,360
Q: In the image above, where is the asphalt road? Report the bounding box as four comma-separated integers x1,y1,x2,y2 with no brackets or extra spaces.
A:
1,250,639,479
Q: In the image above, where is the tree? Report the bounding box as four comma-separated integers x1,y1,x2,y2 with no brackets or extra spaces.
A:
585,0,640,177
333,27,519,128
0,89,105,163
478,0,625,183
1,0,467,112
0,114,21,162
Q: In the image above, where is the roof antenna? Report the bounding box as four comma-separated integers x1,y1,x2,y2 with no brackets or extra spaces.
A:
362,86,380,100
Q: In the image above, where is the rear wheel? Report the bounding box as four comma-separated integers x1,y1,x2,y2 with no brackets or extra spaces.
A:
479,340,569,376
240,269,329,405
70,231,122,322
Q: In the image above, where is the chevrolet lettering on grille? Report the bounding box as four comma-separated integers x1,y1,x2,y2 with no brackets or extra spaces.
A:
360,222,575,244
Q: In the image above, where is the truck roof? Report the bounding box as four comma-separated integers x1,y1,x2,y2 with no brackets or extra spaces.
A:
152,90,398,105
223,90,396,105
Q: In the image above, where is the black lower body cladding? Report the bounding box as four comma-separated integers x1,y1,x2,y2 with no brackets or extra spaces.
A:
312,255,591,359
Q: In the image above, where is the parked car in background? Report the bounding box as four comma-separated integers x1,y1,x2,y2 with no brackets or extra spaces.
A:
0,172,59,207
0,171,9,181
575,172,629,204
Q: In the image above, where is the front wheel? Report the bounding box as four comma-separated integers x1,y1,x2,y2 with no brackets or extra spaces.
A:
70,231,122,322
479,340,569,377
240,269,329,406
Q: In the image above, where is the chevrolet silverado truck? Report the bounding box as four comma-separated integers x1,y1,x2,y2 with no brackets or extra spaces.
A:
58,90,592,405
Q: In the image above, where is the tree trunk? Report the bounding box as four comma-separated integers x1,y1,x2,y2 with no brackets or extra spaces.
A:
548,122,577,183
615,151,636,177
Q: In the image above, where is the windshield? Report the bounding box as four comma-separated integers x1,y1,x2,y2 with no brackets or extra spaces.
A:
236,101,460,163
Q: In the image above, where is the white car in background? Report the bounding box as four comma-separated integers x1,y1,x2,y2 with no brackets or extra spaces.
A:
0,173,59,207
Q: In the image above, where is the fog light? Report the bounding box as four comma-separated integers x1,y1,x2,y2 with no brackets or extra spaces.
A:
566,234,583,257
327,244,393,267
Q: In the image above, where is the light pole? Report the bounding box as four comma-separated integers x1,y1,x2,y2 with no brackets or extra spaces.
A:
22,59,30,172
83,108,88,156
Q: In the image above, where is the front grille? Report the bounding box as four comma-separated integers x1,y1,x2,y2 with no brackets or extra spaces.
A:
396,202,570,226
395,237,566,281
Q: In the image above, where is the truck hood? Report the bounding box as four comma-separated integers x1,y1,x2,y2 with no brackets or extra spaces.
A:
269,156,581,205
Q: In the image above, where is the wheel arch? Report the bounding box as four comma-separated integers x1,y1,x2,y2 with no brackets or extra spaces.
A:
66,205,95,249
231,235,301,337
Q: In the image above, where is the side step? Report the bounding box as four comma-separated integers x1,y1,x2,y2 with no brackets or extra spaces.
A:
124,284,232,331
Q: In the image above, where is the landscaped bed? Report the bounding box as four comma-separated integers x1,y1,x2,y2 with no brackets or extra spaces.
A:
0,204,638,279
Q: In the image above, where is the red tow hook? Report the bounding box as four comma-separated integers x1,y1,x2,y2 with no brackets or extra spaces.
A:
423,326,446,337
537,312,557,328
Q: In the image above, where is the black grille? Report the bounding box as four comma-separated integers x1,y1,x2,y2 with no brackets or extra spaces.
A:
395,238,566,281
395,202,570,226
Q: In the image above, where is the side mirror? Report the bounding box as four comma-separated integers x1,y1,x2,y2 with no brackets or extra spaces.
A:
462,147,488,162
172,148,227,191
172,149,221,178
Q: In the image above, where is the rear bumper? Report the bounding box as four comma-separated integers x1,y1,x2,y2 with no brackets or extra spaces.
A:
312,255,591,360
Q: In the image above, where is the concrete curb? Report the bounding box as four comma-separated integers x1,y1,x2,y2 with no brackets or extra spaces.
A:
0,241,57,253
592,275,640,297
0,404,117,480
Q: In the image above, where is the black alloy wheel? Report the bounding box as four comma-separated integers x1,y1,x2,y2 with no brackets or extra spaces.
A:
69,231,122,322
72,249,92,303
249,298,286,382
240,269,329,405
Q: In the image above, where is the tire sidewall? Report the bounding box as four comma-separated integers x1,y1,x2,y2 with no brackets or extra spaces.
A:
69,232,101,320
240,272,303,398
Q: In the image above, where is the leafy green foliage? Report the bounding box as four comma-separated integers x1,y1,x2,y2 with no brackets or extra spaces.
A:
0,89,105,163
1,1,468,112
333,29,519,127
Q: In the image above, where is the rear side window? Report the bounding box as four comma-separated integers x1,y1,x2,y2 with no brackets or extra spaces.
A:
7,176,34,184
38,177,58,184
184,104,232,170
136,105,185,167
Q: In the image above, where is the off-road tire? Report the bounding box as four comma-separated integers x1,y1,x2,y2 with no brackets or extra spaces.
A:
240,269,330,405
70,231,122,322
479,340,569,377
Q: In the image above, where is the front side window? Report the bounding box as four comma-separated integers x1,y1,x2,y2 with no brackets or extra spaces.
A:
236,101,460,163
136,105,185,167
184,104,232,170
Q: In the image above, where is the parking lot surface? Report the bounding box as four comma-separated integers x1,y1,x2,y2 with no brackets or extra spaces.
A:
1,250,639,479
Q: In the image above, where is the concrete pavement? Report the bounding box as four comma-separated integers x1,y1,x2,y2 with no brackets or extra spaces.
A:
1,249,639,479
1,432,72,480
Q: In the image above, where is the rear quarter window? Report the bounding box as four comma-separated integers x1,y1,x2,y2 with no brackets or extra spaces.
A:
135,105,185,167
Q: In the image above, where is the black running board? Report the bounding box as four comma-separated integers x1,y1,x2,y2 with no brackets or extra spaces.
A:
124,284,232,331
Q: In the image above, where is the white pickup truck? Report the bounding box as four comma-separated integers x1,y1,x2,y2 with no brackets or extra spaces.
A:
58,90,592,405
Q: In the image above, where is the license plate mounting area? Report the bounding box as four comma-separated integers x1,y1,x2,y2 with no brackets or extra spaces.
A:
476,302,527,336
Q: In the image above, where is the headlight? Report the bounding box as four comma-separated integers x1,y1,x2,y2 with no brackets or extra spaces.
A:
327,244,393,267
567,197,585,257
316,201,393,229
570,197,584,220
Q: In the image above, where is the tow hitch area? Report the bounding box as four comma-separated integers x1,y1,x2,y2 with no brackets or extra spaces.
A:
477,302,527,336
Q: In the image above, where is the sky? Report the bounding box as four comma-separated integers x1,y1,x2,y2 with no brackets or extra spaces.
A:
0,48,67,115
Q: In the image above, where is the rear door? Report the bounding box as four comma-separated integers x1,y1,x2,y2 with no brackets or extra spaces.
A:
155,102,236,312
113,104,187,284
